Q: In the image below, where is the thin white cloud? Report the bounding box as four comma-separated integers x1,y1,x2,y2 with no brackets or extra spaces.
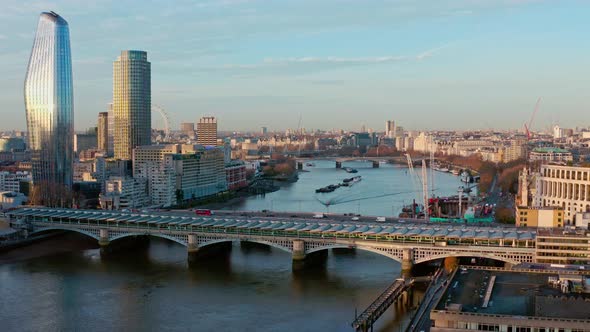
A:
416,44,450,60
0,34,6,40
263,56,408,64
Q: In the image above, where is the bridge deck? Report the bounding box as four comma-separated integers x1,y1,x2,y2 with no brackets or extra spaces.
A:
7,208,537,249
352,278,413,331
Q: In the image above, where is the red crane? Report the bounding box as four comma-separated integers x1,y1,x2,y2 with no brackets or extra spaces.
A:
524,97,542,140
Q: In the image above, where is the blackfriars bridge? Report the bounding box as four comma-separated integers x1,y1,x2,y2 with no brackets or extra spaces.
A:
7,207,540,270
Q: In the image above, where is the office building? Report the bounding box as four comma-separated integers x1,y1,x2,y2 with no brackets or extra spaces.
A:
24,11,74,188
197,116,217,146
113,50,151,160
225,161,247,191
74,133,97,154
0,138,26,152
98,112,109,153
107,103,115,156
180,122,195,137
0,171,31,192
385,120,395,138
533,164,590,223
261,126,268,135
172,146,227,201
515,206,563,228
536,228,590,264
430,267,590,331
529,147,573,163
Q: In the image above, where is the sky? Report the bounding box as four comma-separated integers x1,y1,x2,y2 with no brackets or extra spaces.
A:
1,0,589,132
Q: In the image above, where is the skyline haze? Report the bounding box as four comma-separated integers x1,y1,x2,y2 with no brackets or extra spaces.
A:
1,0,589,132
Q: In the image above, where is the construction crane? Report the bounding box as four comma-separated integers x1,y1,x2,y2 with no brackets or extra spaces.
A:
524,97,541,141
421,159,429,219
523,97,541,163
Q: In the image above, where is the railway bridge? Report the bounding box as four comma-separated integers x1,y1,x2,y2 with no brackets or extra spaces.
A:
7,207,537,271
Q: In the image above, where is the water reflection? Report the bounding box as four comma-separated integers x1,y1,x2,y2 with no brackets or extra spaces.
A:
1,225,427,330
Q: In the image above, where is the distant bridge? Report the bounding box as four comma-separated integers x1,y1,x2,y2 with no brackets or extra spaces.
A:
296,156,434,169
7,208,540,270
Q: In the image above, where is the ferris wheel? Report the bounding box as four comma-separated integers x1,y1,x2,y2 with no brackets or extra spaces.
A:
151,104,171,140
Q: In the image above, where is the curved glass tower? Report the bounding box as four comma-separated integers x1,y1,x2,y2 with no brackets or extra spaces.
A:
24,11,74,188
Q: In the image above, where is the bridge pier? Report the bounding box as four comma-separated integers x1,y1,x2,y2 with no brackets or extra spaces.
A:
372,160,379,168
99,229,110,254
292,239,306,261
402,248,414,277
187,234,200,264
297,161,303,170
335,161,342,169
292,239,328,272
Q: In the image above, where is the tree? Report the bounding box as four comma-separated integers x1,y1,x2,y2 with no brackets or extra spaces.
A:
444,257,458,272
29,181,74,208
495,207,515,224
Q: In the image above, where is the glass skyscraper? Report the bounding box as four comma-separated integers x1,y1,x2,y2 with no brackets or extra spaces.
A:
24,11,74,188
113,50,151,160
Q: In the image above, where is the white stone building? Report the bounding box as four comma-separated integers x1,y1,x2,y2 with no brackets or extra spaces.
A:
533,164,590,224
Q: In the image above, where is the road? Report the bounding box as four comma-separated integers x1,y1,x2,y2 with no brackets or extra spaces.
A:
407,269,450,332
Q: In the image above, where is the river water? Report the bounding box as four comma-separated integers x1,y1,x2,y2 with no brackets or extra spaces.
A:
226,160,464,216
0,160,463,332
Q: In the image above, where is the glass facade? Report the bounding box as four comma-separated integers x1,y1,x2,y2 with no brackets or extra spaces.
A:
24,11,74,188
113,50,151,160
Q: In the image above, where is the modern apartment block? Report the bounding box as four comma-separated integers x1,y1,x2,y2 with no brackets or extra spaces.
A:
133,144,179,207
132,144,228,207
24,11,74,188
197,116,217,146
113,50,151,160
99,176,149,210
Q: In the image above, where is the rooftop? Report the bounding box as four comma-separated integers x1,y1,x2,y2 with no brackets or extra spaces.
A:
532,147,571,154
436,268,590,320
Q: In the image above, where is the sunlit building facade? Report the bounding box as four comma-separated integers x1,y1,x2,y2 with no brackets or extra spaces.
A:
98,112,109,154
24,11,74,188
113,50,151,160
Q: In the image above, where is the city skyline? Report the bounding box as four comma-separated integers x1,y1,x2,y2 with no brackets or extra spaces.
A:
1,1,590,132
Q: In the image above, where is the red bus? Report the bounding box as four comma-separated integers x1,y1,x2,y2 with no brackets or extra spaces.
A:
195,209,212,216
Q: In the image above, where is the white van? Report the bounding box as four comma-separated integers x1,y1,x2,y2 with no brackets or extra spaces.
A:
313,213,326,219
376,217,386,222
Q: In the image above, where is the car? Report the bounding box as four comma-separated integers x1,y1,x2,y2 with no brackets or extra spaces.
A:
376,217,386,222
351,217,360,221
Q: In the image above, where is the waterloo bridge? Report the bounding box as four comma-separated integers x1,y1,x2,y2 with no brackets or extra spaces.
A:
6,207,542,272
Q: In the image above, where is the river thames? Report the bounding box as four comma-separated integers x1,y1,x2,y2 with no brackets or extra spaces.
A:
1,160,464,332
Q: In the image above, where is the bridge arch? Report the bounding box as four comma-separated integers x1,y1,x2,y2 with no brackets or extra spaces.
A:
306,245,403,264
199,239,292,254
414,253,520,266
30,227,100,241
109,233,188,247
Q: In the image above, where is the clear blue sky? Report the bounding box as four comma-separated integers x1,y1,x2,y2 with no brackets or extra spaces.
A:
1,0,589,132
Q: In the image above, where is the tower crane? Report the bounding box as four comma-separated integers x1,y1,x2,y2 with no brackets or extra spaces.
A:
524,97,541,141
523,97,541,162
421,159,429,219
